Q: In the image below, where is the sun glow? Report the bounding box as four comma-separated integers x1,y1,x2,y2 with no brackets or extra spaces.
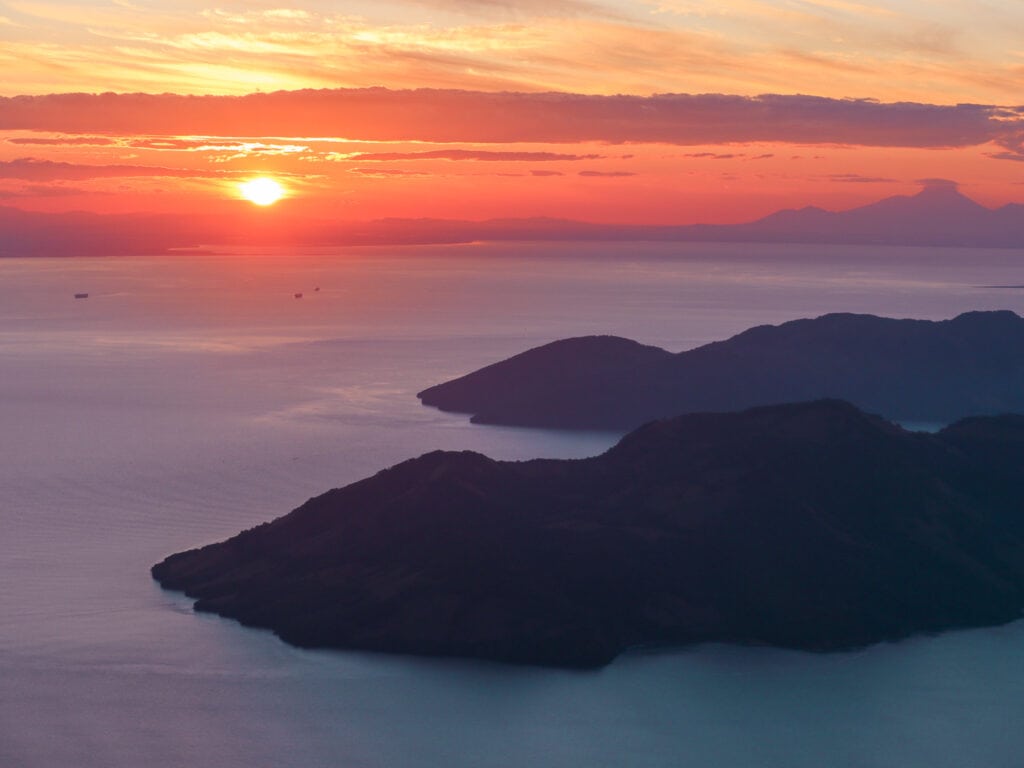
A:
239,177,285,206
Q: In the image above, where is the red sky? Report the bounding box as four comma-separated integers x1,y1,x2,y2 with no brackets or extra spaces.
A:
1,1,1023,230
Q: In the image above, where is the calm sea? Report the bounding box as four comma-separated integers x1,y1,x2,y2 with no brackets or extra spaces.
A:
2,241,1024,767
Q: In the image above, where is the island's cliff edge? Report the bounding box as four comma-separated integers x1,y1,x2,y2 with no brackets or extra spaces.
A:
154,400,1024,668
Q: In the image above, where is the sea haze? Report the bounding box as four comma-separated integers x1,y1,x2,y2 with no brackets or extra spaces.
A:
2,242,1024,768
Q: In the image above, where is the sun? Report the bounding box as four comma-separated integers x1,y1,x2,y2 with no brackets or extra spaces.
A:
239,177,285,206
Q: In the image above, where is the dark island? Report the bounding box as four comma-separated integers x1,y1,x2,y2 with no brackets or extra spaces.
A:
418,310,1024,431
153,400,1024,668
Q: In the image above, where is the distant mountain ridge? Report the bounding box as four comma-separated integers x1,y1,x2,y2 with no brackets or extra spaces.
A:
419,310,1024,430
153,400,1024,668
4,181,1024,255
316,184,1024,246
720,180,1024,246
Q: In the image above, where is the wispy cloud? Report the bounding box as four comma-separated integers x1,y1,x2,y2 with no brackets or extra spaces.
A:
348,168,431,176
405,0,621,18
824,173,899,183
0,157,245,180
335,149,604,161
683,152,741,159
6,136,116,146
0,183,97,198
989,152,1024,163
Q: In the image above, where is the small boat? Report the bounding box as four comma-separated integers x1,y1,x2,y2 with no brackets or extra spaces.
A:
74,293,89,299
294,292,303,299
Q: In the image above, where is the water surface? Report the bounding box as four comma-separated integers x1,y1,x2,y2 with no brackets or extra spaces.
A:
2,242,1024,767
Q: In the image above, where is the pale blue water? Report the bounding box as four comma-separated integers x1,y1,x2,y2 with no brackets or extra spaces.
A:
2,242,1024,767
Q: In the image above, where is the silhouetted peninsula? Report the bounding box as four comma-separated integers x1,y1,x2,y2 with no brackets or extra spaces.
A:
419,310,1024,430
153,400,1024,668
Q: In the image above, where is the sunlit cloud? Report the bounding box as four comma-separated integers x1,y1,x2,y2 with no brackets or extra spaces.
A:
337,149,604,161
127,138,311,154
683,152,742,160
3,1,1024,101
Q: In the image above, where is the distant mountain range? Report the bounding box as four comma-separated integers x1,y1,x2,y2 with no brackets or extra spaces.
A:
419,310,1024,430
710,180,1024,247
153,400,1024,667
3,180,1024,256
350,180,1024,248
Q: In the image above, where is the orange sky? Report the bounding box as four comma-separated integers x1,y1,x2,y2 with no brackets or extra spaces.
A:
1,1,1023,227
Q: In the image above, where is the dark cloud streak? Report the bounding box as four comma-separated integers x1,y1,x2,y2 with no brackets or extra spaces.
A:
1,89,1019,153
